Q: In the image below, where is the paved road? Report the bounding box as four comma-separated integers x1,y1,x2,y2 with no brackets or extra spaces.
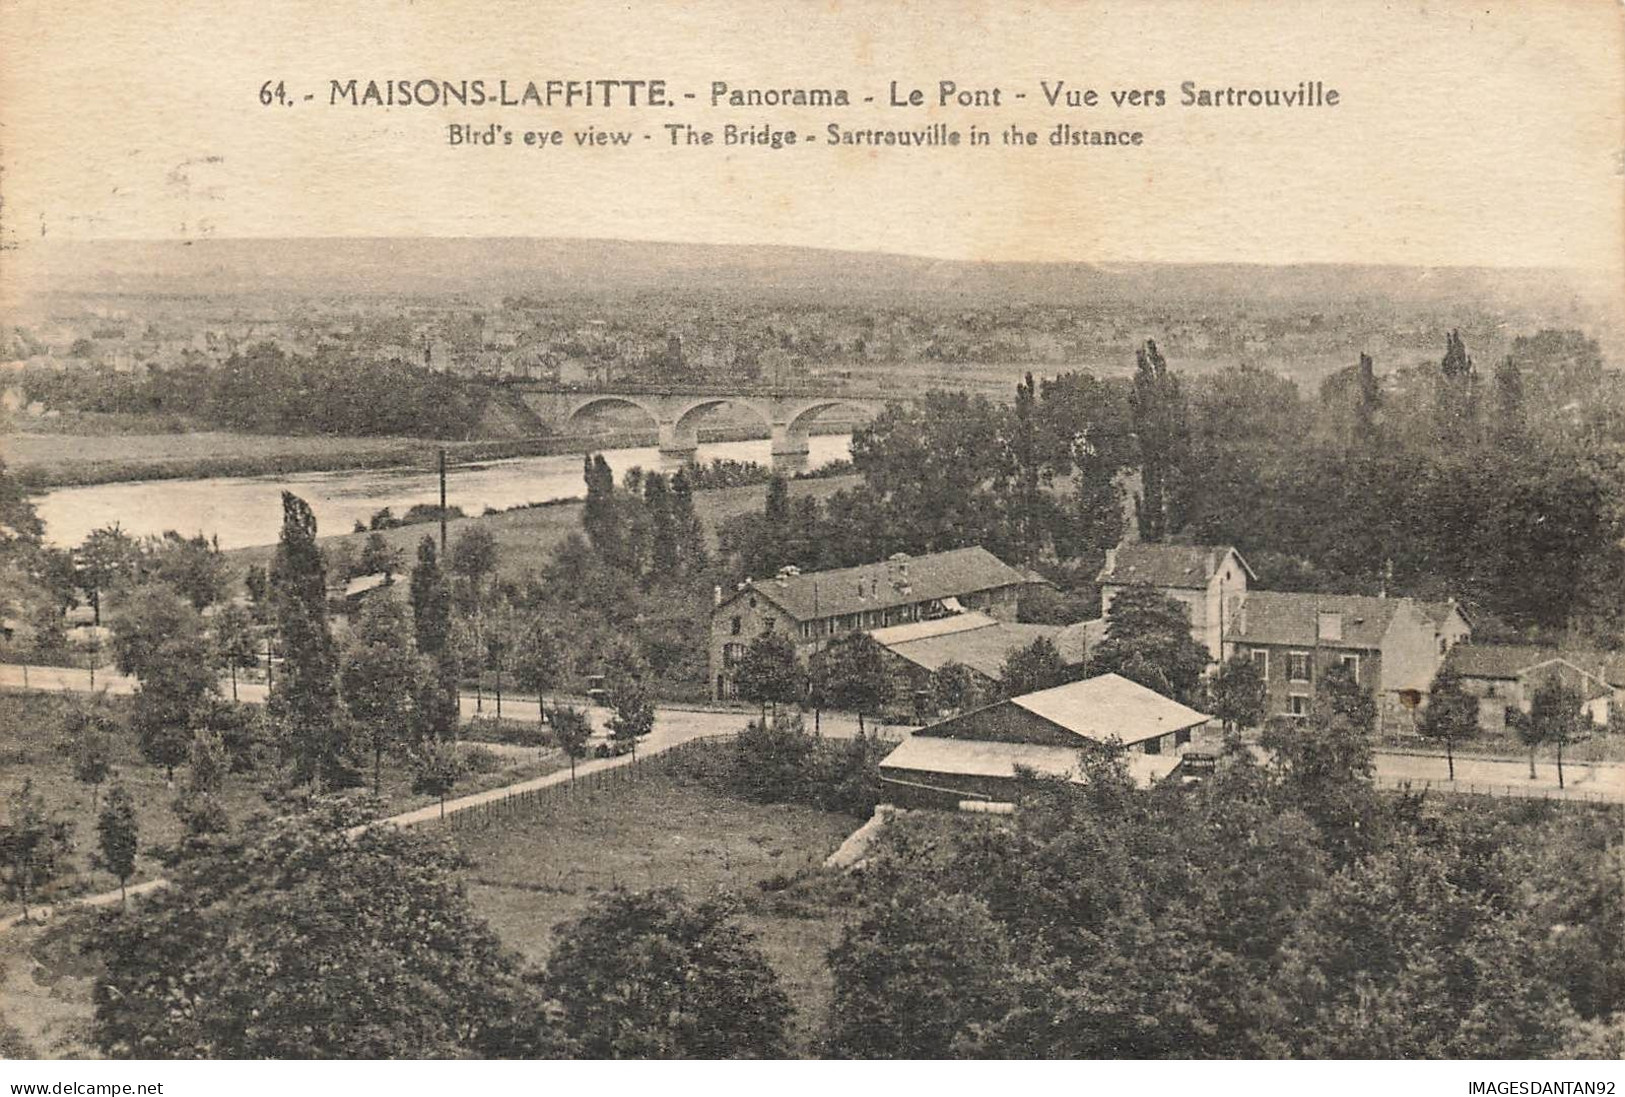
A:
1371,750,1624,803
0,662,882,738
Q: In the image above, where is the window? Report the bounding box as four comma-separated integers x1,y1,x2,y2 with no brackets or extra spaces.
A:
1438,637,1447,655
1288,694,1310,717
1338,653,1360,681
800,621,813,641
749,595,757,609
1250,649,1269,678
1174,728,1192,748
723,642,745,666
1142,735,1162,755
1288,652,1311,682
730,615,742,636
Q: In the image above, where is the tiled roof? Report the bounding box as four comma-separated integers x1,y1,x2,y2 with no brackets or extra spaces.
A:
1225,591,1456,650
874,617,1088,680
1445,643,1625,690
1009,673,1210,746
732,547,1037,622
1097,543,1251,589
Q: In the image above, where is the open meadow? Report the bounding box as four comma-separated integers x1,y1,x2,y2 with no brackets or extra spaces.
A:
448,743,864,1054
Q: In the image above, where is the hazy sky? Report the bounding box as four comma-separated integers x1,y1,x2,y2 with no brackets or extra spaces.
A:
2,0,1622,274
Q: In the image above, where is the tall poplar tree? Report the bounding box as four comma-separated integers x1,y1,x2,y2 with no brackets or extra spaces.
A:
268,492,346,788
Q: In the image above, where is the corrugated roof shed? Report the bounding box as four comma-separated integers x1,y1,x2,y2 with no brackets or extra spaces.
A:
879,734,1182,788
876,619,1087,680
1008,673,1210,746
734,547,1037,622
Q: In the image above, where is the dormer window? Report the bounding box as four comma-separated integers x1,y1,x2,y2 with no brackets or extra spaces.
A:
1317,612,1343,642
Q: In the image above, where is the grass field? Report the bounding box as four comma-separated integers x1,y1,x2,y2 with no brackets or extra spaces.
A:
450,748,862,1054
0,692,566,901
0,742,863,1058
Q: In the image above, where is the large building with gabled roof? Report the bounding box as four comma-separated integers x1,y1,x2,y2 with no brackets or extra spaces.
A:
1096,542,1255,660
709,546,1045,702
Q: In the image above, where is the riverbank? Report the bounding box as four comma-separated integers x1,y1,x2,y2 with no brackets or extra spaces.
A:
222,472,862,583
6,421,861,489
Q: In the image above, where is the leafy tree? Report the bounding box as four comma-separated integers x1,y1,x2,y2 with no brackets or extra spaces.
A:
1208,653,1266,740
410,739,465,818
89,803,549,1058
268,493,347,790
809,632,894,734
95,783,139,905
826,884,1018,1058
668,467,709,573
998,636,1071,697
514,617,564,722
929,661,984,715
1526,678,1586,790
1089,583,1209,705
409,536,459,740
549,704,592,780
141,532,227,611
1129,339,1190,541
606,679,655,756
0,779,74,920
1420,666,1479,781
1260,707,1378,865
210,602,259,702
171,728,231,837
112,586,218,783
408,536,452,656
1315,661,1377,736
544,888,791,1058
357,532,403,578
479,598,520,719
733,630,802,719
243,564,271,623
75,525,138,626
187,728,228,797
61,701,115,813
450,526,499,595
340,598,419,794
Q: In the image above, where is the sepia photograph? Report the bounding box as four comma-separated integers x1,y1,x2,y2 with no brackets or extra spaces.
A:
0,0,1623,1080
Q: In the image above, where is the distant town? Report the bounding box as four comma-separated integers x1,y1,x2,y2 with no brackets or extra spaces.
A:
1,242,1622,1060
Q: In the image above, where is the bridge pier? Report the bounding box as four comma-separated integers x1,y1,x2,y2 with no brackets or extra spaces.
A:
656,420,699,471
770,423,811,476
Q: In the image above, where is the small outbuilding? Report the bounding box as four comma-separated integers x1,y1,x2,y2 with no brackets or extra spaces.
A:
878,673,1212,808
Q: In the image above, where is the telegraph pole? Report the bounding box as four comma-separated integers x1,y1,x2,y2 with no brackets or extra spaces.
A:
438,447,449,557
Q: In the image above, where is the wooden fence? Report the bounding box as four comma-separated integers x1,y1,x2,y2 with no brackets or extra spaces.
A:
1373,774,1621,805
438,733,736,832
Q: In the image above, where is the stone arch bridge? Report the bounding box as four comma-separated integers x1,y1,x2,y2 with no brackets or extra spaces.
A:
512,386,887,472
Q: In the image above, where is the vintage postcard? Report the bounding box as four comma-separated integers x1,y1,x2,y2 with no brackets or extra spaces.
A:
0,0,1622,1080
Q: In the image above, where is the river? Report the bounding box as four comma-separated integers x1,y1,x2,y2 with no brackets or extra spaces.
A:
33,434,854,551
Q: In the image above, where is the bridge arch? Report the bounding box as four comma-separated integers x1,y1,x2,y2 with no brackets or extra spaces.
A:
783,399,880,437
673,397,773,436
565,394,660,429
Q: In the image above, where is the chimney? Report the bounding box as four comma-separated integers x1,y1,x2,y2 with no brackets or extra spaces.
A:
1105,546,1118,574
713,585,722,607
1208,549,1218,577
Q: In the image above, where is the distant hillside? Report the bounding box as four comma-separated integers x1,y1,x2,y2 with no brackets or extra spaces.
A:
9,237,1620,322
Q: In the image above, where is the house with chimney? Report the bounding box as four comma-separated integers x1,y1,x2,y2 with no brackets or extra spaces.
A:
708,547,1044,702
1222,591,1471,731
1096,542,1254,660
